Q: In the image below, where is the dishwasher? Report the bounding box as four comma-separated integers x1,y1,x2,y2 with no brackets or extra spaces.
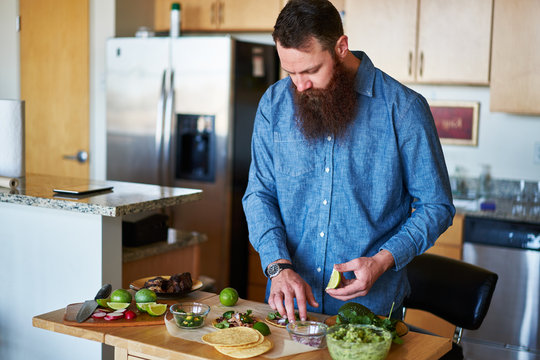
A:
461,216,540,360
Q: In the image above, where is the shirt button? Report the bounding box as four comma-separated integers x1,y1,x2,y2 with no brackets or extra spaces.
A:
325,167,330,173
317,267,322,272
320,232,325,237
327,136,332,141
323,199,328,205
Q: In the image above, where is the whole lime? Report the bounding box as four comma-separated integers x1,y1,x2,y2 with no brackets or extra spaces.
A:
219,287,239,306
253,321,271,336
135,288,157,304
110,289,132,304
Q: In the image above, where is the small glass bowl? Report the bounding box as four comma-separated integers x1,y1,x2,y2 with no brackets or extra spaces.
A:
286,321,328,348
169,302,210,329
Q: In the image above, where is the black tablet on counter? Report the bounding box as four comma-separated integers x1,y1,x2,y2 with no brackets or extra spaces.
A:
53,184,114,195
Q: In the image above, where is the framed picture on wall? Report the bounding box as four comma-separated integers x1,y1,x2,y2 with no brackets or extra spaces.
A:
428,100,480,146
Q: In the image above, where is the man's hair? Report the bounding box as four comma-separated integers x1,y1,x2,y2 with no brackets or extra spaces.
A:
272,0,344,53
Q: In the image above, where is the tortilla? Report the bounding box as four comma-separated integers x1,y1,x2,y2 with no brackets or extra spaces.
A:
213,317,260,328
264,317,288,328
214,338,273,358
264,313,311,328
202,327,261,347
216,334,265,349
213,310,258,329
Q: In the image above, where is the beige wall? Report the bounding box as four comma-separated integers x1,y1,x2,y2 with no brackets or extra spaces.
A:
115,0,155,37
0,0,20,99
90,0,115,180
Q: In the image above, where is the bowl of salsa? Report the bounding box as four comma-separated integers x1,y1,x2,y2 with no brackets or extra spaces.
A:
170,302,210,329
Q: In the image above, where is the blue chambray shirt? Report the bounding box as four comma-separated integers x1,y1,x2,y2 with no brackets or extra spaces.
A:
242,52,455,316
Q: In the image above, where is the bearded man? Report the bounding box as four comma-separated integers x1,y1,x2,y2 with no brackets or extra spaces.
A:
242,0,455,322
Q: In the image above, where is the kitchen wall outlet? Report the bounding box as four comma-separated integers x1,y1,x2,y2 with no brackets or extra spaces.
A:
534,142,540,164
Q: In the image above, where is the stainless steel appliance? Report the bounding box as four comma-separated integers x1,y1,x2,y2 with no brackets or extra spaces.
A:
106,36,279,292
462,216,540,360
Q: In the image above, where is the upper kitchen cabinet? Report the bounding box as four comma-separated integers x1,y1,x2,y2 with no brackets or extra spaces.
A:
345,0,493,85
490,0,540,114
155,0,282,32
345,0,417,82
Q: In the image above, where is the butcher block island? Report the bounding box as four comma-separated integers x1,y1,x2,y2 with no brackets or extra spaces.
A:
33,291,451,360
0,174,202,360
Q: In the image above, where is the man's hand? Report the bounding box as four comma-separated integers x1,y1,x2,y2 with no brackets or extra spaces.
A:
268,263,319,322
325,250,395,301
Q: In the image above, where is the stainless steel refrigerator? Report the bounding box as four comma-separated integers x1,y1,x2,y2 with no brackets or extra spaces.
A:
106,36,279,293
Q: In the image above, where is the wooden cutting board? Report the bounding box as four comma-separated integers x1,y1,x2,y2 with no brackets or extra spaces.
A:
63,302,165,327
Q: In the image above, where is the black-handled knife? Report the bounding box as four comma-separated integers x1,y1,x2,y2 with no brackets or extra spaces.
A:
75,284,112,323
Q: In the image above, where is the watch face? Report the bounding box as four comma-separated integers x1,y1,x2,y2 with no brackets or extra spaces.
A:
267,263,279,277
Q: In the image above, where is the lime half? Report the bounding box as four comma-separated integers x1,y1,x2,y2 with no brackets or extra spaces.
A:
326,269,341,290
107,302,130,310
136,302,157,312
147,303,167,316
96,297,110,308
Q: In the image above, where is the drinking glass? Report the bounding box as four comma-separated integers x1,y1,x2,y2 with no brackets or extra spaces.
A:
530,181,540,217
512,180,527,216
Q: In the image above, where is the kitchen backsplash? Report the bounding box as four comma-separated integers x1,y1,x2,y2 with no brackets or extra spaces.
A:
450,176,540,200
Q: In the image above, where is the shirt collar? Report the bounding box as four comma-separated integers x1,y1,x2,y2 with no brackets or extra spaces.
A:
351,51,375,98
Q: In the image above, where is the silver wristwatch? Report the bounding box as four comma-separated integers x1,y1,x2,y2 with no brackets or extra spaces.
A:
265,263,294,278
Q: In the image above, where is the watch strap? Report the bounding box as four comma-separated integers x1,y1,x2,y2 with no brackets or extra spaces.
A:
266,263,294,278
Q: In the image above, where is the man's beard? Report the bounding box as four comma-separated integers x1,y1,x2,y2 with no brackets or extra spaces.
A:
292,60,358,141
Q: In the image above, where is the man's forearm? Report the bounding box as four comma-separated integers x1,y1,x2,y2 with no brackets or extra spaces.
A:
372,249,395,273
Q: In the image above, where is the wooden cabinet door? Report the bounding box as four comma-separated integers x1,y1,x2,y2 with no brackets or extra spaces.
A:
490,0,540,114
346,0,492,85
218,0,281,31
155,0,216,32
345,0,418,83
20,0,89,178
417,0,492,84
155,0,280,32
180,0,217,31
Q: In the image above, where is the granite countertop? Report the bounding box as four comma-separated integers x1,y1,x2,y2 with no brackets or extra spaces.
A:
0,173,202,217
454,197,540,224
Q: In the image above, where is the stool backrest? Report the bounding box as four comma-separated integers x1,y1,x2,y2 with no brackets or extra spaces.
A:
403,253,498,330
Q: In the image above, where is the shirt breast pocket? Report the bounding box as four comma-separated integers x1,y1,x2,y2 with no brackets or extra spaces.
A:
274,133,316,177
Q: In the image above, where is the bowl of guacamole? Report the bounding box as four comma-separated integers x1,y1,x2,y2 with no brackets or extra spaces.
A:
326,324,392,360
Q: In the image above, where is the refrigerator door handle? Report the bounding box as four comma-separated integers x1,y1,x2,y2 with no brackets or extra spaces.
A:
156,70,167,184
163,69,175,186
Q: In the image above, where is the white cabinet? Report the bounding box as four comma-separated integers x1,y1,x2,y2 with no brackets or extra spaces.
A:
345,0,492,85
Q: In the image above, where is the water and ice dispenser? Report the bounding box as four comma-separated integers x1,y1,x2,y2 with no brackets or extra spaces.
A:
175,114,216,182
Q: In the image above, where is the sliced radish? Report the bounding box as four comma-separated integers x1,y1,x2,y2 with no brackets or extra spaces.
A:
115,308,127,313
92,312,107,319
104,313,124,320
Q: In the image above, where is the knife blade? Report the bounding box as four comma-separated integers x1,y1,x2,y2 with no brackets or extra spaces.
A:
76,283,112,323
